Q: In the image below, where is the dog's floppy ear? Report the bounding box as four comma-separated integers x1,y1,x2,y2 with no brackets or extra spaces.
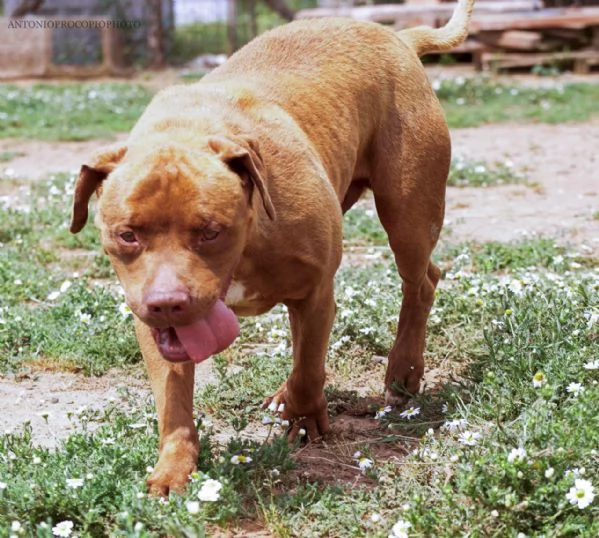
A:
70,144,127,233
209,135,276,221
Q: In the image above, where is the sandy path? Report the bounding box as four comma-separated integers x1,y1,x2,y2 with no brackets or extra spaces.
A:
446,121,599,251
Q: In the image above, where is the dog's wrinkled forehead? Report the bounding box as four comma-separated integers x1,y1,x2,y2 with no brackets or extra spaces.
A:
101,148,245,229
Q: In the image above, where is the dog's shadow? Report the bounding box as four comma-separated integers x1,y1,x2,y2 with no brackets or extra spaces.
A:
287,381,457,485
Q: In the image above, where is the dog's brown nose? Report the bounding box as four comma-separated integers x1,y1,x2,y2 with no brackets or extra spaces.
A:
145,291,191,321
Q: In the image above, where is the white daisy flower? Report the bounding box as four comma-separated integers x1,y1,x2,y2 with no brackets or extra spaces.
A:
59,281,72,293
566,479,595,509
389,518,411,538
118,302,132,318
186,500,200,514
357,457,374,473
66,478,84,488
47,290,60,301
52,520,74,537
532,372,546,388
507,447,527,464
375,405,393,419
458,430,480,446
566,382,584,396
442,418,468,432
399,407,420,420
197,478,223,502
230,454,252,465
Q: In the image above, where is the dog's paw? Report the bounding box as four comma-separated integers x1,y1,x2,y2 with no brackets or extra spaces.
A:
263,382,329,442
286,412,329,442
146,440,199,496
147,464,192,497
384,389,410,407
384,357,423,402
262,382,287,413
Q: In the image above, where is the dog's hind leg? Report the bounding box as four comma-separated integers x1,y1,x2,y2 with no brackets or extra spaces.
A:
371,117,450,402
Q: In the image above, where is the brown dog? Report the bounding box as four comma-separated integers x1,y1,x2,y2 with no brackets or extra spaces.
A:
70,0,474,495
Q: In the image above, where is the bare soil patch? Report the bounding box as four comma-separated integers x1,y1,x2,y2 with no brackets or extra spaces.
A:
445,121,599,250
0,135,127,180
0,361,216,448
291,410,416,487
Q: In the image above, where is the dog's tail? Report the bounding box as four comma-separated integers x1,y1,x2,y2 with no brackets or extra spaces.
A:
397,0,475,57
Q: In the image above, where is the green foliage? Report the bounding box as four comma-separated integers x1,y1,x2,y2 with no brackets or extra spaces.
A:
2,171,599,534
0,151,23,162
0,406,294,536
342,206,388,246
170,0,316,64
0,172,138,373
448,155,528,187
0,84,152,141
1,77,597,143
434,76,599,127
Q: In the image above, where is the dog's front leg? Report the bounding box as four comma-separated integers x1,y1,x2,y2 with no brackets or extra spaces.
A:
135,319,199,496
265,283,335,440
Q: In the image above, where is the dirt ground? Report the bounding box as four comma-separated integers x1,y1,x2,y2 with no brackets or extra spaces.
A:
0,106,597,462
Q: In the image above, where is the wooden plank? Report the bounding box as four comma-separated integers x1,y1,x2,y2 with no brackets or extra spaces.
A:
477,29,544,49
404,0,440,5
482,49,599,70
448,38,488,53
469,8,599,32
542,27,591,42
295,1,541,22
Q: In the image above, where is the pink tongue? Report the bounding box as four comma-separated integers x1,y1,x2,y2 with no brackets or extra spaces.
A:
174,300,240,363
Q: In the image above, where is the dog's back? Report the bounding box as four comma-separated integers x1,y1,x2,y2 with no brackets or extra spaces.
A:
201,0,474,191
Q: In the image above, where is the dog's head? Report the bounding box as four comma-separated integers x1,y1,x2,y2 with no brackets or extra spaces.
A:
70,135,275,363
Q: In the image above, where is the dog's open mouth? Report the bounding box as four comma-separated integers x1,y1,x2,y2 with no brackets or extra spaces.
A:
151,300,240,364
152,327,191,362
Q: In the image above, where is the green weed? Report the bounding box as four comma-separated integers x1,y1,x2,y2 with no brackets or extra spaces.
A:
1,77,597,143
448,155,528,188
0,151,24,163
0,405,295,536
1,166,598,535
0,84,152,141
435,76,599,127
0,172,137,373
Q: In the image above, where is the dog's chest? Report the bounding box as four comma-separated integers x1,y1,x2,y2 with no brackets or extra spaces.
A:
224,279,276,316
225,280,260,309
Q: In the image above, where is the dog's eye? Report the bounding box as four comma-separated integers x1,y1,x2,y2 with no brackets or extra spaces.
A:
119,231,138,244
201,229,219,242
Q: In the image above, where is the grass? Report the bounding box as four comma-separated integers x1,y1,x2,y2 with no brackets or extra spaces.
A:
0,172,138,374
1,76,598,142
448,155,528,188
0,84,152,141
0,74,598,534
0,151,24,163
1,166,598,535
435,76,599,128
